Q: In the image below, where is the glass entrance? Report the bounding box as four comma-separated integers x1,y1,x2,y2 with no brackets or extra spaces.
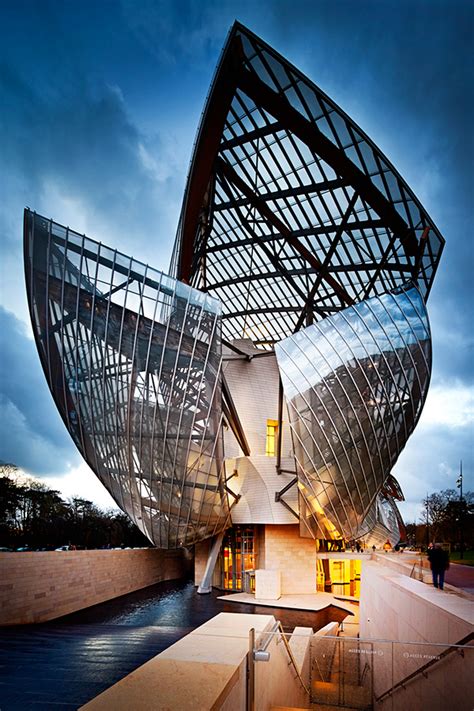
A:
317,556,361,597
221,526,257,591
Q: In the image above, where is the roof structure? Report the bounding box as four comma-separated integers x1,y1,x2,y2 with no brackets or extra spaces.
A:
171,22,444,350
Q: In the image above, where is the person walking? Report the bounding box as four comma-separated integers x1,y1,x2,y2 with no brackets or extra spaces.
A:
427,542,449,590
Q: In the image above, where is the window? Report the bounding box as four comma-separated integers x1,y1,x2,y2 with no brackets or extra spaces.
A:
265,419,279,456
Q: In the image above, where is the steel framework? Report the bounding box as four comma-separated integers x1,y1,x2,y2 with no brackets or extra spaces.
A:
24,211,229,548
25,23,444,548
171,23,443,349
275,284,431,544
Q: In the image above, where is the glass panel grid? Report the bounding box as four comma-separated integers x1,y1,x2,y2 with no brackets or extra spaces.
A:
173,23,444,350
25,210,229,549
275,284,431,544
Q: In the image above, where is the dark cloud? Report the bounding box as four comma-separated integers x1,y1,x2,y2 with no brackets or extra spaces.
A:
0,307,79,475
256,0,474,406
0,61,178,263
120,0,227,65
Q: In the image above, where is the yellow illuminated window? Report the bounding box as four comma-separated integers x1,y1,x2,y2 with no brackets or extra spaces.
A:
266,419,279,456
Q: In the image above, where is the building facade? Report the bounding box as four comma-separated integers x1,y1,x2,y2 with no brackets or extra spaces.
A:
25,23,444,592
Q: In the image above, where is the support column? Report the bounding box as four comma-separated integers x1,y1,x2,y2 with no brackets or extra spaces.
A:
197,531,225,594
322,558,332,591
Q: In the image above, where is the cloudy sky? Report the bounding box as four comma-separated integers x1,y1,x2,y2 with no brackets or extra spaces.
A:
1,0,472,522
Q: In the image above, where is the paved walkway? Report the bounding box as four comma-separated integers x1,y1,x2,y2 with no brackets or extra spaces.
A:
373,551,474,598
445,562,474,595
217,591,355,617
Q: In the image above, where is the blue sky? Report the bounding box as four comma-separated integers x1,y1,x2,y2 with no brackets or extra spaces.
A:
1,0,472,522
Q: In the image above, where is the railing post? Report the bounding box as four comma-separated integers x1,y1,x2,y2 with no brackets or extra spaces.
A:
247,627,255,711
371,640,375,708
391,640,394,711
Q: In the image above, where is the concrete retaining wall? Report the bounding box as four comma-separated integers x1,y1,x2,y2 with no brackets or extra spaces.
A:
0,548,187,625
360,560,474,708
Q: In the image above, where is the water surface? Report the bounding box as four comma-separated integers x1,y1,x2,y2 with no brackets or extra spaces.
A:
0,578,332,709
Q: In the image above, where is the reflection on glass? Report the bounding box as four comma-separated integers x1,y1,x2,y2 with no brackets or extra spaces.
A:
275,284,431,545
25,210,229,548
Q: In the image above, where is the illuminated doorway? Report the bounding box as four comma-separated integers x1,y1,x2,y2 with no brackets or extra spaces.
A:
221,526,257,591
317,556,361,597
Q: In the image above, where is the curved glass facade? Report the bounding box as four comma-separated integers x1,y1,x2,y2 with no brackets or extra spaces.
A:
25,211,229,548
275,285,430,542
25,23,444,550
359,492,407,549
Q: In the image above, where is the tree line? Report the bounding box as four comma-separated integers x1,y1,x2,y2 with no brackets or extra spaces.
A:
405,488,474,550
0,464,150,550
2,463,471,552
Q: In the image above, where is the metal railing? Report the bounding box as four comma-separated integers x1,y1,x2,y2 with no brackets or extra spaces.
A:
246,623,472,710
274,621,310,696
247,623,310,710
310,632,473,710
375,631,474,705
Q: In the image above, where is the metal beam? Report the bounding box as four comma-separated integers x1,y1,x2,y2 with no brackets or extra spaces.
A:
221,120,283,150
222,338,252,358
413,226,430,280
217,164,328,317
197,531,225,594
214,177,349,212
237,66,418,257
222,306,304,319
206,219,386,254
294,191,359,331
222,372,251,456
276,378,284,472
217,157,354,307
275,476,298,501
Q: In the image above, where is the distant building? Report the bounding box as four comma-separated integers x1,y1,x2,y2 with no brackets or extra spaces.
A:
25,23,443,592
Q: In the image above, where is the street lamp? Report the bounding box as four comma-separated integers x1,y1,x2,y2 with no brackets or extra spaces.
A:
456,461,464,560
425,492,430,549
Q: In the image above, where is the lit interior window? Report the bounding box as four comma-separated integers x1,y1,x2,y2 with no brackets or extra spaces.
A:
266,419,279,456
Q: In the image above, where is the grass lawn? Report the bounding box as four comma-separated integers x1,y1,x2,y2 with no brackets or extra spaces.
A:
450,550,474,566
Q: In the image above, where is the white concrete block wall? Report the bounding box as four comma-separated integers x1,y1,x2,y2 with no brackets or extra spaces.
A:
255,569,281,599
223,341,299,526
223,343,293,458
227,455,298,524
263,524,316,594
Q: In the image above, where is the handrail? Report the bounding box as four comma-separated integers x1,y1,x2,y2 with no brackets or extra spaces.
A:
409,553,424,580
253,621,310,696
275,622,310,696
376,632,474,704
257,620,279,652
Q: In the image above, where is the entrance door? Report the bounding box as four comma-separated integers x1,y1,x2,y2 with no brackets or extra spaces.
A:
221,526,256,591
